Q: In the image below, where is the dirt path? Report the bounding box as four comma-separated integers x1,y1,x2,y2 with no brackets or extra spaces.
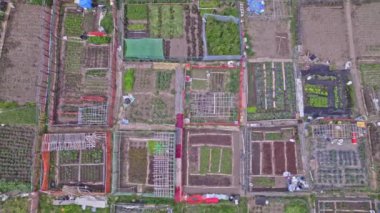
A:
175,65,184,114
344,0,366,116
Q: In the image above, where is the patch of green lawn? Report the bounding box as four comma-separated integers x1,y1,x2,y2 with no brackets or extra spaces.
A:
284,199,309,213
265,132,282,140
220,148,232,174
252,177,275,188
210,148,221,173
0,102,36,125
200,147,210,174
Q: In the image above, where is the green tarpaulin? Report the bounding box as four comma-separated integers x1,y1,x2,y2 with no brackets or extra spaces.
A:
125,38,165,60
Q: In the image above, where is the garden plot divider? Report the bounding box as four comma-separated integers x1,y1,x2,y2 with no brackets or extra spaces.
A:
202,14,242,61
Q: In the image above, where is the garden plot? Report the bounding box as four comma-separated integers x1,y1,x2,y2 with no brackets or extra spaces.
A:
307,124,369,189
121,68,176,125
125,4,188,59
113,131,176,197
247,61,296,121
302,65,351,117
0,126,35,182
359,63,380,117
53,8,111,125
185,67,240,124
183,129,239,188
246,20,290,59
249,197,309,213
42,132,107,191
316,199,375,213
0,4,43,103
247,0,290,20
246,127,301,191
300,7,349,68
352,2,380,58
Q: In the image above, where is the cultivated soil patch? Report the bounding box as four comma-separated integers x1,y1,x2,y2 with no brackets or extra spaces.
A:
352,2,380,58
0,4,43,103
300,7,349,68
248,127,300,191
183,129,239,188
246,19,290,59
122,68,176,125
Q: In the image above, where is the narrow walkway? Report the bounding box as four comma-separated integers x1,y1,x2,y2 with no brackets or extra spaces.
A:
344,0,366,116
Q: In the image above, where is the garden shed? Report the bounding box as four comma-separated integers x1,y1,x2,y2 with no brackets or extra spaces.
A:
125,38,164,60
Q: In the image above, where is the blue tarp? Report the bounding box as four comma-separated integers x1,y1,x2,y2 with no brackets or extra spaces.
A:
79,0,92,9
247,0,265,15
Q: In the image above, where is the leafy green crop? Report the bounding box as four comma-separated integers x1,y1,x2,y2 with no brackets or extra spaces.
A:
128,24,146,31
123,69,135,93
87,36,111,45
64,13,84,36
126,4,148,20
156,71,172,90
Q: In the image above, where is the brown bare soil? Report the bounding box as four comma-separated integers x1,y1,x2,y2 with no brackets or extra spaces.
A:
128,147,147,184
125,94,175,124
286,142,297,174
300,7,349,68
170,38,187,58
335,202,371,210
0,4,43,103
251,143,261,175
189,175,231,186
274,142,285,175
80,165,103,183
132,69,156,93
148,156,154,184
59,166,79,184
189,147,199,173
83,45,110,68
352,3,380,58
262,143,273,175
189,134,232,146
246,19,290,59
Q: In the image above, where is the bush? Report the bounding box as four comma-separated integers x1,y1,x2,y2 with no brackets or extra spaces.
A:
206,17,240,55
247,106,257,113
87,36,111,44
0,179,31,193
123,69,135,93
101,12,113,34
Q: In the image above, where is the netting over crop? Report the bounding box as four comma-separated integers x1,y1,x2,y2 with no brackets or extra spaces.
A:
42,132,106,151
78,104,108,125
311,124,366,139
113,131,176,198
125,39,165,60
190,92,236,118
